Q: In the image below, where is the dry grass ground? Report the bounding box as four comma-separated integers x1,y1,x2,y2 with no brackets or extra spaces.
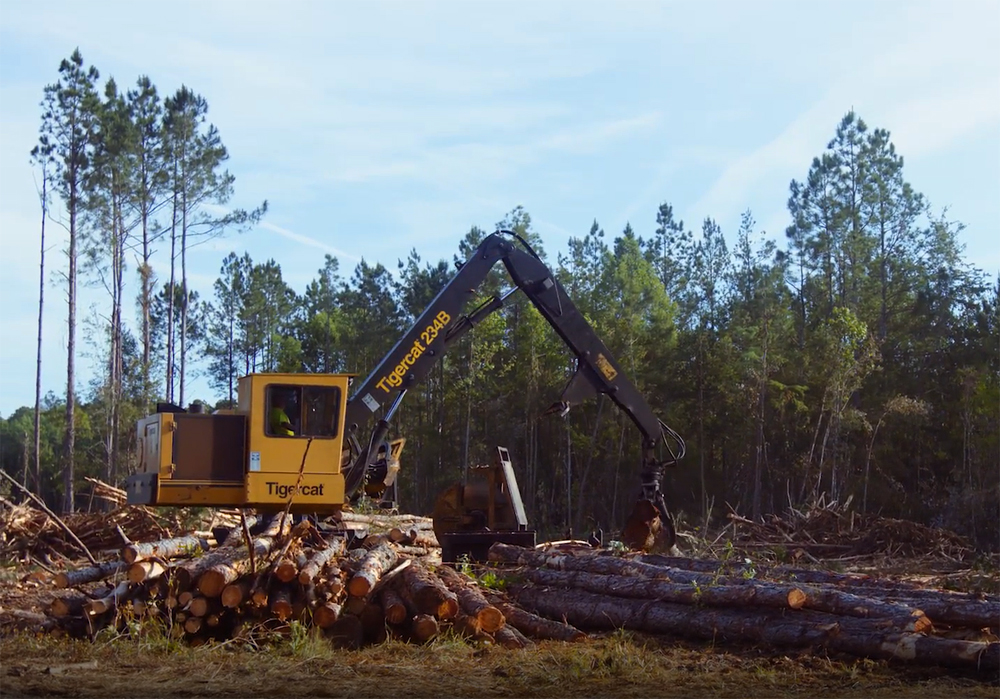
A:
1,626,996,699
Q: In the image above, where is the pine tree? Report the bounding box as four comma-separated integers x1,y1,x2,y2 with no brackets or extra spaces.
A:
38,49,101,512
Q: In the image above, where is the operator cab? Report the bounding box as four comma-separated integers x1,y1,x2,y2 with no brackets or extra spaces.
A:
126,373,353,513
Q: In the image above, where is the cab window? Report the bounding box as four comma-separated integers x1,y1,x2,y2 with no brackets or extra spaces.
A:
265,385,340,438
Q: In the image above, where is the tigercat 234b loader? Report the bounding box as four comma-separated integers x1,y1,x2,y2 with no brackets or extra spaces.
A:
126,230,685,553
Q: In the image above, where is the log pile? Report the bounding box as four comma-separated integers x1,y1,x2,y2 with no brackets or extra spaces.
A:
21,514,544,650
488,543,999,671
726,499,973,560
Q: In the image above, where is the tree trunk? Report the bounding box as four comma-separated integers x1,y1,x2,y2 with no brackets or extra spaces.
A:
63,184,77,513
166,186,178,403
34,170,46,498
179,187,188,407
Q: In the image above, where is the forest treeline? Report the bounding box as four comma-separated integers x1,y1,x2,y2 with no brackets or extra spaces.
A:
1,51,997,549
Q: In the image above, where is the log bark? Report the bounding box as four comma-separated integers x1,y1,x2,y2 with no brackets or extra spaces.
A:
515,567,931,633
881,595,1000,630
437,565,505,633
348,542,399,598
1,609,58,634
339,512,433,527
511,585,997,670
398,563,459,620
451,613,481,638
298,537,347,585
54,560,125,588
122,535,213,564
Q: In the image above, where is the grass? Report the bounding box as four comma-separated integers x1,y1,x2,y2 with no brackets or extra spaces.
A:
1,627,996,699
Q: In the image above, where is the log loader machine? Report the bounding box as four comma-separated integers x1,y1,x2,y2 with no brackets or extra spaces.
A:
125,230,685,552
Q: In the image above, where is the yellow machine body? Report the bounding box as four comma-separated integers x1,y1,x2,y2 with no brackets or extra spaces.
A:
126,373,351,513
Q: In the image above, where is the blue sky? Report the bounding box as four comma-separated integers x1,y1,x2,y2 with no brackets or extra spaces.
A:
1,0,998,416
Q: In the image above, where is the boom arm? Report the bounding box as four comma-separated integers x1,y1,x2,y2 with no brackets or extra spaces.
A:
343,231,684,532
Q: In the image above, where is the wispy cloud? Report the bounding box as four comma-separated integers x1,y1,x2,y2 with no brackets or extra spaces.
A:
259,222,360,261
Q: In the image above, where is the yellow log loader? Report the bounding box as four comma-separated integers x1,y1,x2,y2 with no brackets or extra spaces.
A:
126,230,685,553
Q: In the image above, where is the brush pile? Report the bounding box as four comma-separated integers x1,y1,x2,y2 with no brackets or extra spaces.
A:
726,498,973,560
0,502,171,562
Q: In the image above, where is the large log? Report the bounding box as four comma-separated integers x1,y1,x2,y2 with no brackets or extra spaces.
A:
482,591,586,642
359,602,389,644
881,595,1000,630
54,560,126,588
297,537,347,585
511,585,998,670
437,565,506,633
398,563,459,620
515,567,931,633
347,542,399,598
122,535,213,564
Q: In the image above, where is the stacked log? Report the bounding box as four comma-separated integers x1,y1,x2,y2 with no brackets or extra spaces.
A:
488,543,999,671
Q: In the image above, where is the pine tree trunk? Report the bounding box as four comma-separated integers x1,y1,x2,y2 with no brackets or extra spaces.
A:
63,181,77,514
166,186,178,403
33,172,46,498
179,188,188,407
141,198,152,409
